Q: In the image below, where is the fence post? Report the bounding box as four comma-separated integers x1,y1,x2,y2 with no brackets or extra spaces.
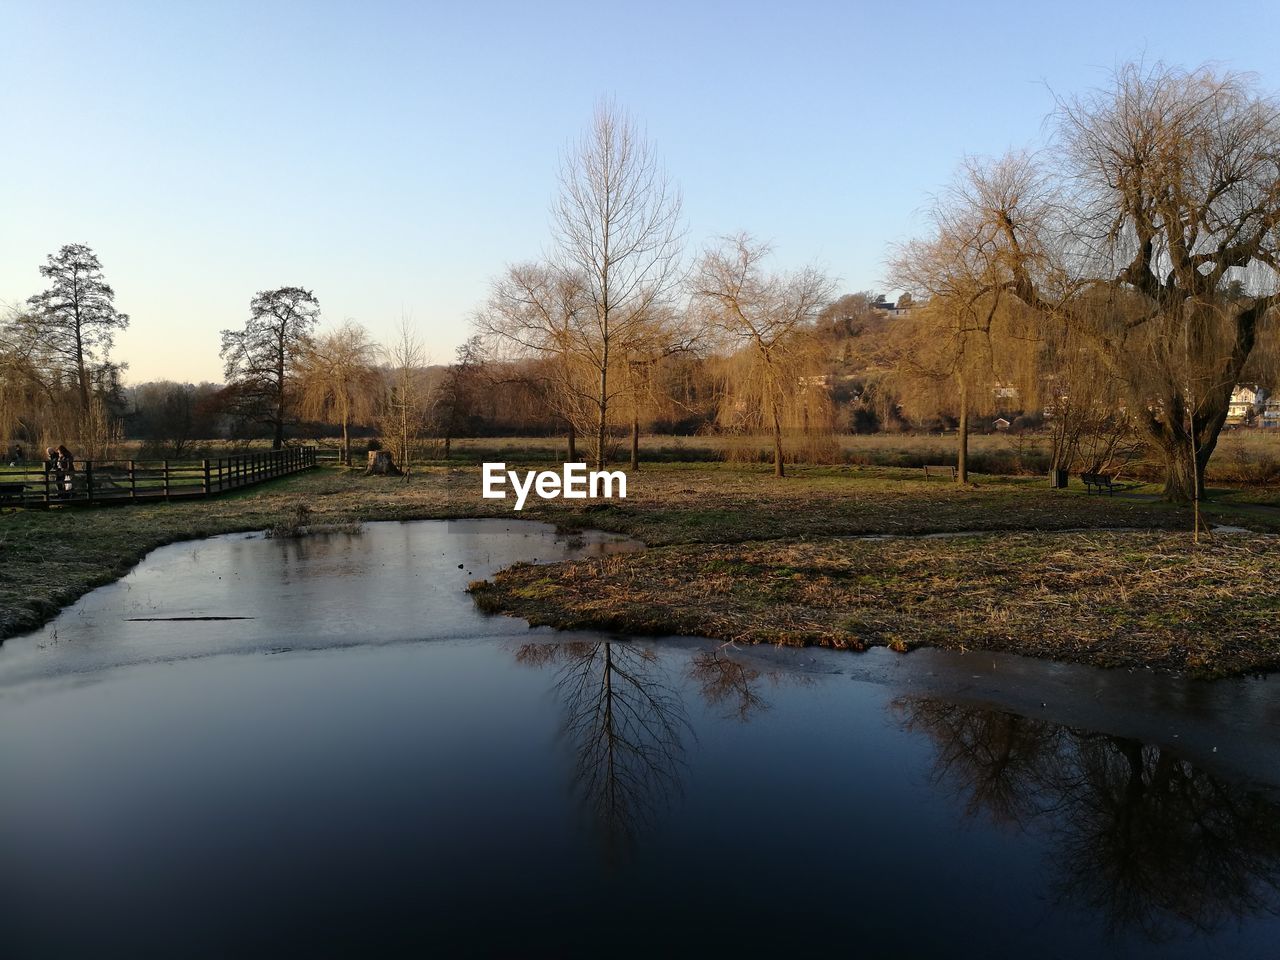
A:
202,459,210,495
85,461,93,502
163,460,170,500
129,459,137,500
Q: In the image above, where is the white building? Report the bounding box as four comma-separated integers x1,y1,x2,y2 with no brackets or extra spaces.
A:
1227,385,1262,423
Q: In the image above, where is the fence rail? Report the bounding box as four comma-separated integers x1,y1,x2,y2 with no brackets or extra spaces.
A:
0,446,317,509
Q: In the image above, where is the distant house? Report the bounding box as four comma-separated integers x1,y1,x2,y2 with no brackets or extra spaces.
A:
871,296,914,319
993,417,1012,431
1228,384,1263,424
1263,398,1280,428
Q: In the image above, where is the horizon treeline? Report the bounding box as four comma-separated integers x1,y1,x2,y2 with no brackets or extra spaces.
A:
2,59,1279,501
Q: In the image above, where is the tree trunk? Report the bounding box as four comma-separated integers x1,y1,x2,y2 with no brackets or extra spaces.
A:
1157,436,1210,503
956,381,969,484
1145,389,1229,504
567,421,577,463
365,450,401,476
630,416,639,471
74,308,90,412
77,361,90,413
772,399,785,478
596,401,607,470
273,418,284,451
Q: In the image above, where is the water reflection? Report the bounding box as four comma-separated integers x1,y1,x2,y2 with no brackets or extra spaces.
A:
896,697,1280,942
687,648,770,721
517,641,690,853
515,640,812,858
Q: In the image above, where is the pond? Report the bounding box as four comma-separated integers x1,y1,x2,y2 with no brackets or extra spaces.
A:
1,519,1278,957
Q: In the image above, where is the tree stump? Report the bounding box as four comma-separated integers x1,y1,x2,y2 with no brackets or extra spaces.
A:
365,450,402,476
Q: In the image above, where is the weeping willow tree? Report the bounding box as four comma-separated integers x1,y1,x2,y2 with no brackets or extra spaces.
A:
691,234,833,477
1050,65,1280,502
890,155,1051,482
898,64,1280,502
0,305,125,457
1038,310,1141,484
708,335,841,466
297,320,380,465
0,310,44,449
616,305,700,470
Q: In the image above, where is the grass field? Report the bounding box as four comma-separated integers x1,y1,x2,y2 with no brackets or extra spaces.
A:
13,426,1278,481
2,459,1277,675
377,428,1280,485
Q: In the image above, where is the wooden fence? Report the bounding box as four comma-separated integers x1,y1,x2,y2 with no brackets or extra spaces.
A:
0,446,317,509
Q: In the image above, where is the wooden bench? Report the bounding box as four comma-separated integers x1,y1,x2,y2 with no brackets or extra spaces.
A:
922,464,957,480
1081,472,1117,495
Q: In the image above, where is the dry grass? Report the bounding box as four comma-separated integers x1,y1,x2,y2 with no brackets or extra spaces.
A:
470,532,1280,677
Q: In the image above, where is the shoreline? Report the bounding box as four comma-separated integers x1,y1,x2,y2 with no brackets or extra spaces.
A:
4,465,1279,680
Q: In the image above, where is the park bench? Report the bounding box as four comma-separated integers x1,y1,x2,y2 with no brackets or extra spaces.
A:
922,464,956,480
1081,472,1117,495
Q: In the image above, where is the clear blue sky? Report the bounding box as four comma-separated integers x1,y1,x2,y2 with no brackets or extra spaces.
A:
2,0,1277,383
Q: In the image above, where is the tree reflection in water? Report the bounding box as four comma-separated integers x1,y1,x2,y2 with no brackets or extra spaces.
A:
517,641,691,852
515,641,787,854
895,698,1280,942
687,648,770,721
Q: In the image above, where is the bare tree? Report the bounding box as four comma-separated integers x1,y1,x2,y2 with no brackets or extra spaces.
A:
220,287,320,449
376,318,432,474
691,234,833,477
434,335,484,460
476,262,592,459
299,320,379,464
24,243,129,414
552,99,685,468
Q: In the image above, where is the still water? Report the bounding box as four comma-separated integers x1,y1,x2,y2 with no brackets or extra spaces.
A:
1,519,1278,957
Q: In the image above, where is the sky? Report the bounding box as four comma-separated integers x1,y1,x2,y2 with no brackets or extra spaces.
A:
2,0,1278,384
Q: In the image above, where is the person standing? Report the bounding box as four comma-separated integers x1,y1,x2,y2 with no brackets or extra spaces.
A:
44,447,62,499
56,445,74,499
